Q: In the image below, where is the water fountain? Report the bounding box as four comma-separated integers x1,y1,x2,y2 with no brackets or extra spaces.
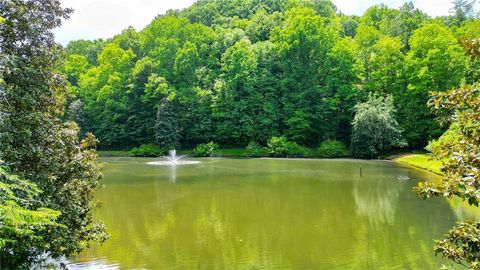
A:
147,150,200,166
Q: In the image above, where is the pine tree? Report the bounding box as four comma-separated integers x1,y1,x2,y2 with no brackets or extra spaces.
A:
155,98,181,148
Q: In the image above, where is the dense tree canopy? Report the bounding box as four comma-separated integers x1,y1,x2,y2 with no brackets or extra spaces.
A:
62,0,478,155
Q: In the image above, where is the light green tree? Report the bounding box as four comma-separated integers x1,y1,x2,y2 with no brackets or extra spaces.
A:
351,95,407,158
404,22,467,148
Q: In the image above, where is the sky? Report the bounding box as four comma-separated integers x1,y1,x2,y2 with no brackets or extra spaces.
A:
54,0,455,45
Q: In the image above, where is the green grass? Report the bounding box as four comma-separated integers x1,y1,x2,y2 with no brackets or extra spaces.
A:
98,150,129,157
395,154,443,175
218,148,249,157
180,148,250,157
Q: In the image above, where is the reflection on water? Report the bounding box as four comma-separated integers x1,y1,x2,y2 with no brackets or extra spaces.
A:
69,158,462,269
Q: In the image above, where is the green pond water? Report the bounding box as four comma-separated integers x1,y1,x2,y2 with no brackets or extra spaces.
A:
69,157,473,269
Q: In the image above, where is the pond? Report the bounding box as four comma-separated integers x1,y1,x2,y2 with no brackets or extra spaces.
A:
68,157,469,269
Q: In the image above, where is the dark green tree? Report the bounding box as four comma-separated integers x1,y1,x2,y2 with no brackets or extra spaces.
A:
156,98,181,148
0,0,106,265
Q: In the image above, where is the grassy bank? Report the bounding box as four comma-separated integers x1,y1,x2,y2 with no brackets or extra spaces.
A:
178,149,250,157
98,150,129,157
394,154,443,175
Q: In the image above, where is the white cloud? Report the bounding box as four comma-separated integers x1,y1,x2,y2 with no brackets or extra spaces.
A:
54,0,196,45
414,0,452,16
54,0,455,45
331,0,453,16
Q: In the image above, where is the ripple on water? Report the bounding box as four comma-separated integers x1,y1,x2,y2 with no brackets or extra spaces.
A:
146,160,201,166
67,257,120,270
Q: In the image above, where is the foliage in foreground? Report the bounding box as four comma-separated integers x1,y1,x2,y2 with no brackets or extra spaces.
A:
351,95,407,158
0,165,61,253
415,84,480,269
0,0,106,266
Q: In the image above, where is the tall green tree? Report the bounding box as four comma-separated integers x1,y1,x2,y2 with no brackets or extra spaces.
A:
273,7,338,145
213,39,259,145
77,43,135,147
368,37,406,95
403,22,467,148
156,97,181,148
325,37,359,142
394,2,428,51
0,0,105,266
355,24,381,90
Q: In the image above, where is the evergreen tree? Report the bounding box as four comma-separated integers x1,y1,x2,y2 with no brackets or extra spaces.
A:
155,98,181,148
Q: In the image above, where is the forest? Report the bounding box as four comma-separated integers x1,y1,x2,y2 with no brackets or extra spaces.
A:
63,0,480,157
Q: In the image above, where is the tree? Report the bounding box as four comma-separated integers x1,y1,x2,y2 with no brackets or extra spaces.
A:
66,39,105,66
0,0,106,265
403,22,467,148
395,2,428,51
351,95,407,158
355,24,381,88
67,99,86,135
156,98,181,148
450,0,477,25
359,4,398,35
0,165,61,267
77,43,135,147
174,41,200,87
64,54,90,87
325,37,359,142
413,35,480,269
368,36,405,95
245,9,280,43
273,7,338,145
415,84,480,269
213,39,259,145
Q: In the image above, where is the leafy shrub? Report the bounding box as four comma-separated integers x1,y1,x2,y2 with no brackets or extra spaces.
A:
425,124,460,153
267,136,307,157
317,140,348,158
246,141,267,157
129,144,163,157
193,142,219,157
